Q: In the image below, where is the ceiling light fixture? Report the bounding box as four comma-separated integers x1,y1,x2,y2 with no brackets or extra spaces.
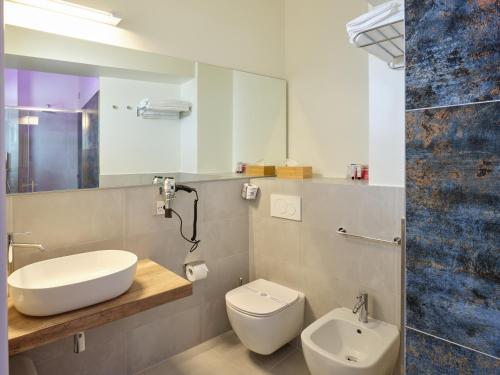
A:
8,0,121,26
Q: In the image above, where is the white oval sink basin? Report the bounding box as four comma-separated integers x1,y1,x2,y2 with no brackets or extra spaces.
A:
8,250,138,316
301,307,400,375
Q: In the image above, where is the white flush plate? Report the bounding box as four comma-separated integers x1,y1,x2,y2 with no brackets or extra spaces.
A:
270,194,301,221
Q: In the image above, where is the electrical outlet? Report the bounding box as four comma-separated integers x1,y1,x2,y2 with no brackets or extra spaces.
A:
155,201,165,216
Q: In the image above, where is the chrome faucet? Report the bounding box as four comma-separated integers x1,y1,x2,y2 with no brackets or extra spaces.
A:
352,291,368,323
8,232,45,275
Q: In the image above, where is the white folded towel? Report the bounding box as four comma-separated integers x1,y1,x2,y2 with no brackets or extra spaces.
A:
137,98,192,119
346,1,402,43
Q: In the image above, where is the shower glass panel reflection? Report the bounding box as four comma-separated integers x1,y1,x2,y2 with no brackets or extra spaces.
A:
4,69,99,193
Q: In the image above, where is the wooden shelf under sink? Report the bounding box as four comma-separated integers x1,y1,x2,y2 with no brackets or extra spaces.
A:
8,259,192,356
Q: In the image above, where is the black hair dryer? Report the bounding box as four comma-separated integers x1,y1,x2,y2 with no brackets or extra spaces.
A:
159,177,200,250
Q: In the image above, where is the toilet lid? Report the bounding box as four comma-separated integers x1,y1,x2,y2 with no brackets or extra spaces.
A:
226,279,300,317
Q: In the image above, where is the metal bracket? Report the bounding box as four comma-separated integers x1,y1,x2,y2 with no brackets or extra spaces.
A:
74,332,86,353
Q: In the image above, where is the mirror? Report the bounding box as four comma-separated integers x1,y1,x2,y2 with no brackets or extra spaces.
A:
4,27,287,193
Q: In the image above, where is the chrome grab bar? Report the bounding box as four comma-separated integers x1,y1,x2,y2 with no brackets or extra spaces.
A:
337,227,401,246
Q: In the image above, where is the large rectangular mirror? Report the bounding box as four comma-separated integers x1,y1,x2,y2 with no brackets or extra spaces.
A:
4,27,287,193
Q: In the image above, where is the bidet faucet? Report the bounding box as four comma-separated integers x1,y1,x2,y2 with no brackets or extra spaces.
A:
352,291,368,323
8,232,45,275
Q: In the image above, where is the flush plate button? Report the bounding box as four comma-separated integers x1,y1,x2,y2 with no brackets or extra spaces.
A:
270,194,302,221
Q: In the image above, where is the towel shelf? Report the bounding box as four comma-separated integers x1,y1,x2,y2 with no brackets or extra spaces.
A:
337,227,402,246
137,99,192,119
352,19,405,70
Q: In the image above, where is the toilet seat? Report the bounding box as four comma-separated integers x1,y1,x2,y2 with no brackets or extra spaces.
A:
226,279,299,318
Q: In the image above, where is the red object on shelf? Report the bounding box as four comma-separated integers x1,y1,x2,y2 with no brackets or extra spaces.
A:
362,166,369,181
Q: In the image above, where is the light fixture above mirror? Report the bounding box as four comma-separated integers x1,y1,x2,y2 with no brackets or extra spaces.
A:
6,0,121,26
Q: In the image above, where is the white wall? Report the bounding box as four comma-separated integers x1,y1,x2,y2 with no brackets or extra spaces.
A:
233,71,287,166
181,65,288,174
368,56,405,187
99,77,182,175
180,78,198,173
367,0,405,187
6,0,285,78
196,64,233,173
285,0,369,177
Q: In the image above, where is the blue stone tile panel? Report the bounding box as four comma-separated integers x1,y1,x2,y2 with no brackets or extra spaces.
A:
406,328,499,374
405,0,499,109
406,101,500,357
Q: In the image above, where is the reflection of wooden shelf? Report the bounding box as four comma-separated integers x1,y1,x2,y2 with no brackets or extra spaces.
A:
276,166,313,179
245,165,276,177
8,259,192,356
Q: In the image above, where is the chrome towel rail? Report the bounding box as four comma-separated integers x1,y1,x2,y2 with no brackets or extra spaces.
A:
337,227,401,246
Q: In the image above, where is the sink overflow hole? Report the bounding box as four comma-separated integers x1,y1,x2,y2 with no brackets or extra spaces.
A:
346,355,358,363
357,329,362,334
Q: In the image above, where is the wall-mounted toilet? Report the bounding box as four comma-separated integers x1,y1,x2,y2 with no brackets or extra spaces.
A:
225,278,305,355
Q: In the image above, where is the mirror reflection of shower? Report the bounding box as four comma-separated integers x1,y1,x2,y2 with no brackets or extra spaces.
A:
4,69,99,193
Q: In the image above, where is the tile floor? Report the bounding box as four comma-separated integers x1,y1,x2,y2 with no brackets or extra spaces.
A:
138,331,311,375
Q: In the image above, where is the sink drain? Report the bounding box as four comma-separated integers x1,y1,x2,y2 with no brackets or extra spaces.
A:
346,355,358,363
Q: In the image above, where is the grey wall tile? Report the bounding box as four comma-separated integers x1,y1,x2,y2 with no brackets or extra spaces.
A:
14,237,124,269
202,179,249,221
11,178,250,375
200,216,249,261
34,332,127,375
250,180,403,329
253,217,301,265
201,297,231,342
127,306,201,374
10,188,125,252
205,252,249,301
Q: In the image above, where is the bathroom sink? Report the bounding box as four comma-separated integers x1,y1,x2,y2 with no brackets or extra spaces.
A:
8,250,137,316
301,308,399,375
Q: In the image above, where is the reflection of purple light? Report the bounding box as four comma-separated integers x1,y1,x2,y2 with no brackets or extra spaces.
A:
4,68,99,109
6,105,84,113
5,69,18,106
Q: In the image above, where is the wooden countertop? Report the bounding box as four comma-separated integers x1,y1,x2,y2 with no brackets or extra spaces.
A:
8,259,192,356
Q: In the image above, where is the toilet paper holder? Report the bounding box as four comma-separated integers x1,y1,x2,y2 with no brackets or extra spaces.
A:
184,260,209,282
183,260,206,270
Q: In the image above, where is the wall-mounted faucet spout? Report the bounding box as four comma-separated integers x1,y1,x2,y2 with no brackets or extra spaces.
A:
8,232,45,275
352,291,368,323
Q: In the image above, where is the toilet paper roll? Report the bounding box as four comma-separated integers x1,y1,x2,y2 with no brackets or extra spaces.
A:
185,263,209,282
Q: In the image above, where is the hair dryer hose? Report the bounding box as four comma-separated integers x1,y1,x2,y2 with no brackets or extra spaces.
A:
192,198,198,241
